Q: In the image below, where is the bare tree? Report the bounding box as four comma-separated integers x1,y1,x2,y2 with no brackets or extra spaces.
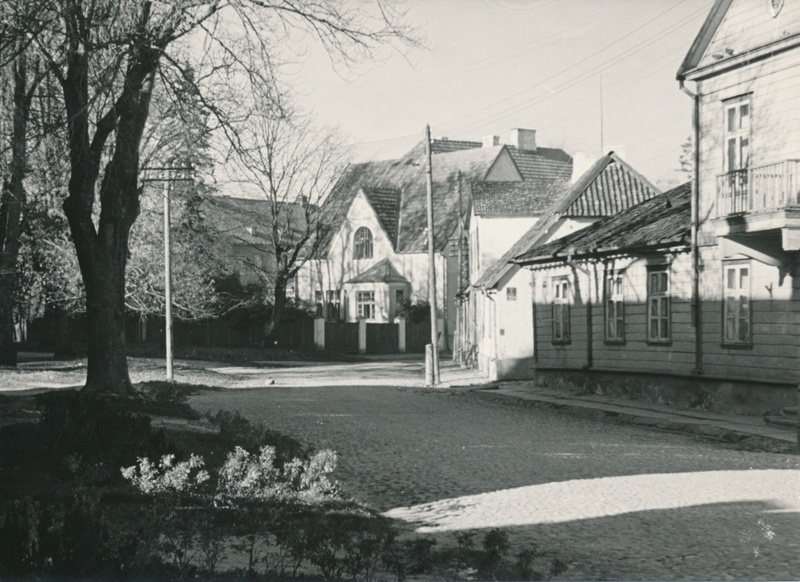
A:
0,3,44,365
8,0,417,394
227,104,346,339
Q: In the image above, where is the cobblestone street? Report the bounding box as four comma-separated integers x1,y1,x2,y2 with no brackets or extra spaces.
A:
191,386,800,580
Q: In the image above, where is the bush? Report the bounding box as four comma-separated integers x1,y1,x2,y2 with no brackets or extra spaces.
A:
396,299,431,323
36,391,169,483
207,409,307,464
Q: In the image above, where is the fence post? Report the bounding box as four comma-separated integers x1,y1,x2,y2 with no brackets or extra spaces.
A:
314,317,325,351
358,319,367,354
397,317,406,353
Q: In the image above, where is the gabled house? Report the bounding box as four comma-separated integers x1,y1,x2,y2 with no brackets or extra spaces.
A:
461,152,661,379
297,129,572,349
671,0,800,409
517,183,694,385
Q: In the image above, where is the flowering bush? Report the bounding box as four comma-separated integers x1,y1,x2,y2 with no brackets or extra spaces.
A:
217,446,338,502
121,454,210,494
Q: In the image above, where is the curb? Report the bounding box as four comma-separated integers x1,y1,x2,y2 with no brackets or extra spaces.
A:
473,390,798,454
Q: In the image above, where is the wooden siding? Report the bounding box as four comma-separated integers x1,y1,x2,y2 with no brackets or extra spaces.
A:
697,49,800,236
699,0,800,71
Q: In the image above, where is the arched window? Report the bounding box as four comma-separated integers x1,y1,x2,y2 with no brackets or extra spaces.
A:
354,227,373,259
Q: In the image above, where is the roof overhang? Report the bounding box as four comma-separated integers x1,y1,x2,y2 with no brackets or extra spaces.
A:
516,243,691,268
680,33,800,82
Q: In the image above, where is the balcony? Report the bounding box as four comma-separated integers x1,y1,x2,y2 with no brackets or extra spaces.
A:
715,160,800,250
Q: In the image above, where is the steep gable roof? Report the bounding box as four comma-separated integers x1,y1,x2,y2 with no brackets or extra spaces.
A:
472,152,660,290
345,258,409,284
314,143,504,257
677,0,734,79
471,179,568,217
514,183,691,265
361,187,402,247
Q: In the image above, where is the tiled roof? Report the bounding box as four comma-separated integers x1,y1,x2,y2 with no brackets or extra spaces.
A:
430,139,482,154
346,258,409,284
362,187,402,246
472,153,661,290
471,179,569,217
514,183,691,264
508,147,573,182
314,143,505,257
564,153,660,216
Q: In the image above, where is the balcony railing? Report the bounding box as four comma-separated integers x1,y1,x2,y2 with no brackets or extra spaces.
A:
716,160,800,216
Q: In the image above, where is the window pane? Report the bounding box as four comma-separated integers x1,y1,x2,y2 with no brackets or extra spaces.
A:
649,273,658,292
660,272,668,292
727,269,735,289
740,138,749,167
727,107,736,132
727,138,737,170
739,268,749,289
740,103,749,128
660,318,669,339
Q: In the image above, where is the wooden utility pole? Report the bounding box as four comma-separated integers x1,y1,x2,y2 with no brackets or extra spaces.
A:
163,171,173,381
424,124,440,385
453,171,464,363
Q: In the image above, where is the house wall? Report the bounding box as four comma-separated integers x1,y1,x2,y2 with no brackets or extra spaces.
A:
298,191,447,334
470,216,540,282
695,47,800,244
532,252,696,376
691,13,800,386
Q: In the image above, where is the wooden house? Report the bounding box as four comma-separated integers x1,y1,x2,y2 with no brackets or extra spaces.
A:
671,0,800,409
462,153,660,379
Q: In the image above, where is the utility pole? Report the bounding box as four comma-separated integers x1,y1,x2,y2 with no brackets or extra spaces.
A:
141,164,193,382
453,171,464,363
424,124,440,386
163,168,173,381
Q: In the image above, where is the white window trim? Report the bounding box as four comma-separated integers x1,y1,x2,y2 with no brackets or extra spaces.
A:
552,277,570,343
647,266,671,344
605,271,625,342
723,261,752,346
356,290,376,320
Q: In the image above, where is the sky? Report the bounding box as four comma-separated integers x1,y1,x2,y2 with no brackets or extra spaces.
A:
285,0,715,188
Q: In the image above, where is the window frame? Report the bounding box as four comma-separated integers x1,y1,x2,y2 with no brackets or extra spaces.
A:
722,261,753,348
325,290,341,321
646,265,671,344
356,290,376,320
551,277,570,344
354,227,374,260
723,96,751,174
604,270,625,343
506,287,517,301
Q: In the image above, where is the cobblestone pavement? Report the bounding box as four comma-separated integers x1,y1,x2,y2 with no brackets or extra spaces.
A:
190,386,800,580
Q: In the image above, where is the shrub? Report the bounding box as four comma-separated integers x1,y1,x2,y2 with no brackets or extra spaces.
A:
207,409,307,463
216,445,338,503
396,299,431,323
121,453,210,494
37,391,169,483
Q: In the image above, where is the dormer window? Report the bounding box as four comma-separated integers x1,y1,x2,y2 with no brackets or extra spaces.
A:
354,227,373,259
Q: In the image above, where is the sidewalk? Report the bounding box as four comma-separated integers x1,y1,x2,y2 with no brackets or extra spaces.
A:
473,382,798,452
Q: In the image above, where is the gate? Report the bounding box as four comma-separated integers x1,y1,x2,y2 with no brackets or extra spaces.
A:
366,323,399,354
324,322,359,353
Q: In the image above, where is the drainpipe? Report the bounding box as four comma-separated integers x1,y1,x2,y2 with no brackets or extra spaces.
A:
680,78,703,376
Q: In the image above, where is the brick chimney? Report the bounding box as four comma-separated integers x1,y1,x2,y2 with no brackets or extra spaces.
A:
510,128,536,152
482,134,500,148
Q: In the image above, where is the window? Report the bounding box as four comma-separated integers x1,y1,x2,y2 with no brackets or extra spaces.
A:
647,267,670,343
552,277,570,343
605,272,625,342
354,227,373,259
506,287,517,301
725,98,750,173
325,290,341,321
723,263,751,345
356,291,375,319
722,97,751,214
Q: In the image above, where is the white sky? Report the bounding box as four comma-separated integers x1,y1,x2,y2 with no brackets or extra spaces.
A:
284,0,715,187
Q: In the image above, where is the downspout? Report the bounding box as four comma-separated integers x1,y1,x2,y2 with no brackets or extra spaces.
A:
680,78,703,375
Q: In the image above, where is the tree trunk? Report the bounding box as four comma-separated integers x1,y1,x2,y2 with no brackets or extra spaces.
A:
264,277,288,343
82,248,131,394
